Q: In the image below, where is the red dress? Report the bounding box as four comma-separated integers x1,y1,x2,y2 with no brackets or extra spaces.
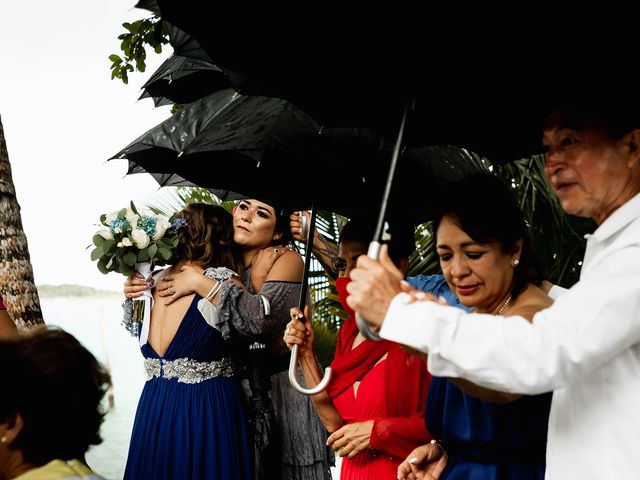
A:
328,317,433,479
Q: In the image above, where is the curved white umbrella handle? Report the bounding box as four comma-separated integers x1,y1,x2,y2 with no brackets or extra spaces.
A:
355,241,383,341
288,345,332,395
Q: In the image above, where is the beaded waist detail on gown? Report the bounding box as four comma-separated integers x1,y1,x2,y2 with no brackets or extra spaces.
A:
143,357,235,384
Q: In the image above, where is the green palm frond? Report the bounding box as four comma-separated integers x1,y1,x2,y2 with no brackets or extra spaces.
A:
496,155,594,287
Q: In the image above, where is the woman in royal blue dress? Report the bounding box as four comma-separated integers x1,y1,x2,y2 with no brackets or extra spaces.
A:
123,203,251,480
397,174,553,480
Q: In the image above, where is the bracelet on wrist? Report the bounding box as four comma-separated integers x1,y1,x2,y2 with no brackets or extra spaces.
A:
205,280,222,302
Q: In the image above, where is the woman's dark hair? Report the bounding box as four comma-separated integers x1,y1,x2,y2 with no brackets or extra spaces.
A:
433,173,543,299
174,203,244,274
339,214,415,264
0,327,111,465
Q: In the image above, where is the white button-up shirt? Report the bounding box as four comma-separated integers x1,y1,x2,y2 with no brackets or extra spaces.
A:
380,193,640,479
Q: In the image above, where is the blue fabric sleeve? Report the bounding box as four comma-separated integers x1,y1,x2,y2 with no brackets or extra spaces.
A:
406,274,469,311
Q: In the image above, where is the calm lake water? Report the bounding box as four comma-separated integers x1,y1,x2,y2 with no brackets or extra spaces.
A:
41,296,340,480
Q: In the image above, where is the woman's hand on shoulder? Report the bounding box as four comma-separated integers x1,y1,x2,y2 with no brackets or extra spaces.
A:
157,264,205,305
252,246,302,290
265,247,303,282
250,246,288,291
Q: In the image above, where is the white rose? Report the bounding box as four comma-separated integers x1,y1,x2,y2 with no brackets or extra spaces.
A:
131,229,150,249
152,218,171,240
122,237,133,247
125,209,140,229
96,228,113,240
117,241,124,248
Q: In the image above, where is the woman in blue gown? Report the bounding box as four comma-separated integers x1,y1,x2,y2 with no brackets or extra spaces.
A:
123,203,251,480
398,175,553,480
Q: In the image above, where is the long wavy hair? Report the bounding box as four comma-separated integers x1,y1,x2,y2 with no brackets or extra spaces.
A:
173,203,244,275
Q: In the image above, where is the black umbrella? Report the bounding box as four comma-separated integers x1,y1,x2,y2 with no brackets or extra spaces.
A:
113,89,393,214
139,54,230,107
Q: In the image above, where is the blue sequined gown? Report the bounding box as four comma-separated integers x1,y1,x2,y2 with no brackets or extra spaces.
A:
124,294,251,480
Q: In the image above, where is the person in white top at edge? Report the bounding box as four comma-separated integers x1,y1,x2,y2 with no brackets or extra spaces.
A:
346,94,640,479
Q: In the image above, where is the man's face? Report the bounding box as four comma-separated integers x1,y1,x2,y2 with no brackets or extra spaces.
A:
542,110,637,224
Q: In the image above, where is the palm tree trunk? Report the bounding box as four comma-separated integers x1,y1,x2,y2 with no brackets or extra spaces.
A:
0,116,43,329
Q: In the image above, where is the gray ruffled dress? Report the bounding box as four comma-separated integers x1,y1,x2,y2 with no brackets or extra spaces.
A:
198,266,333,480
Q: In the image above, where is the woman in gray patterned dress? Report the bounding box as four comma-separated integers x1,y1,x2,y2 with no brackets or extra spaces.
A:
125,198,332,480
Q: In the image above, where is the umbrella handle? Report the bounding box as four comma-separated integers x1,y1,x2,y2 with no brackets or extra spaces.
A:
288,344,332,395
355,241,383,341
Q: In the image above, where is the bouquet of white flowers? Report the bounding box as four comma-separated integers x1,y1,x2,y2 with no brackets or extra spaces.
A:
91,202,186,333
90,202,185,277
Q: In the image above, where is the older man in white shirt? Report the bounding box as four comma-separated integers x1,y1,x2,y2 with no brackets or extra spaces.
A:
347,100,640,479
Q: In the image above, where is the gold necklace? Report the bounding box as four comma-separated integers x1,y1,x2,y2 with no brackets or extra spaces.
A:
495,294,512,315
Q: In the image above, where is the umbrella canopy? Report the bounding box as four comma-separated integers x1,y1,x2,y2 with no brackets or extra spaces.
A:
139,2,640,166
112,88,393,214
139,54,230,106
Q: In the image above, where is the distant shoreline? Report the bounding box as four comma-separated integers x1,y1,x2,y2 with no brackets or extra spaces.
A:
37,284,121,298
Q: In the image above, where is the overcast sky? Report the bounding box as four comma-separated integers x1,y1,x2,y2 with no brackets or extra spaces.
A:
0,0,175,291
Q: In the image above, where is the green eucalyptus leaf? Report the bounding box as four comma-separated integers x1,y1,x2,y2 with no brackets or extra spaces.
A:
157,247,172,260
90,247,103,261
92,234,105,247
148,243,158,259
137,248,150,262
97,259,109,275
123,251,137,267
120,263,135,276
130,201,139,215
102,239,116,253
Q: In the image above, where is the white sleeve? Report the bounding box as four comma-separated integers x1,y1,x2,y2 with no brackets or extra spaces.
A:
548,284,568,300
380,246,640,394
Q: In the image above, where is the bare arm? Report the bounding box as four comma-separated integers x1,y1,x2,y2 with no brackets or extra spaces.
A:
159,252,303,342
290,211,339,279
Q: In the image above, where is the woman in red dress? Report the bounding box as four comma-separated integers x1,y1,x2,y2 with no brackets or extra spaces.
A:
284,217,433,479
